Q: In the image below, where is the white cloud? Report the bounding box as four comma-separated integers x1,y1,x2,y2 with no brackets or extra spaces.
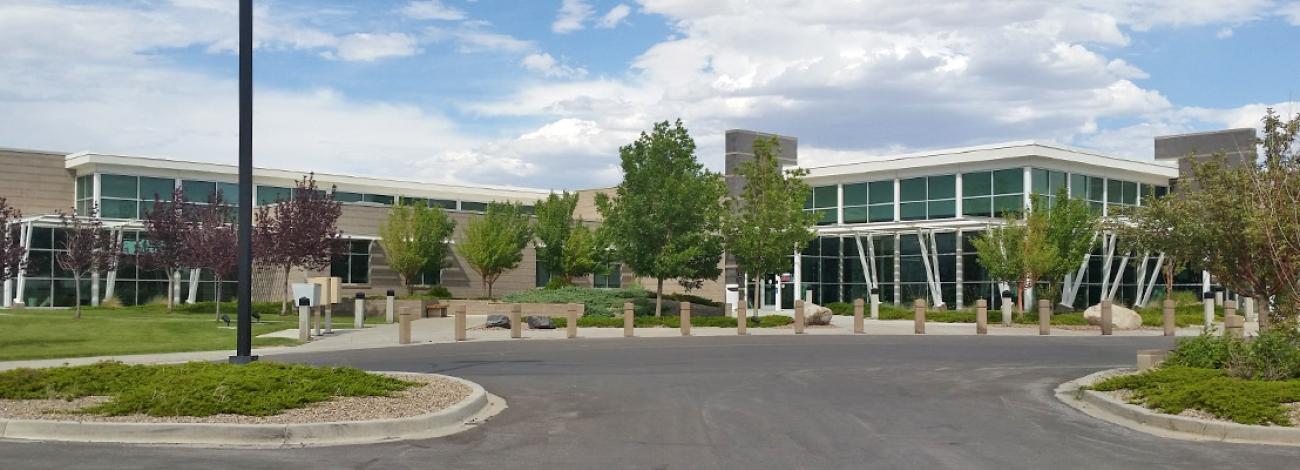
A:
1280,2,1300,25
552,0,594,33
598,4,632,28
521,53,588,78
400,0,467,21
328,33,420,61
427,27,535,53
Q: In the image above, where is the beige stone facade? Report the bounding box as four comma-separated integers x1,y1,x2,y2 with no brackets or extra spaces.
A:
0,148,74,215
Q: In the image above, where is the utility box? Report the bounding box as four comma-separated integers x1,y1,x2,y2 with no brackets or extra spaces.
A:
725,284,740,315
292,283,322,307
308,276,341,305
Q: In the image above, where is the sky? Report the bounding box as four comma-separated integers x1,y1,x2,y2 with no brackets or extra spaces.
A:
1,0,1298,191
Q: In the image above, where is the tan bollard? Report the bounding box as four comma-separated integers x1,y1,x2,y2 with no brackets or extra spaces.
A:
853,298,865,334
1100,299,1113,336
794,299,806,334
297,297,311,342
1162,299,1176,336
680,302,691,336
975,299,987,335
454,304,467,342
1225,313,1245,338
398,312,413,344
737,302,748,335
510,304,522,339
914,298,926,334
566,303,579,339
623,302,634,337
1038,299,1051,335
314,306,322,336
1225,299,1237,319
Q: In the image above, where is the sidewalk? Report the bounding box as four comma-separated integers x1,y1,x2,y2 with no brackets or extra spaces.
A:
0,314,1218,371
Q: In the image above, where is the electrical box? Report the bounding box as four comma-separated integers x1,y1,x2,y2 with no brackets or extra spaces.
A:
292,283,321,307
724,284,740,314
308,276,342,305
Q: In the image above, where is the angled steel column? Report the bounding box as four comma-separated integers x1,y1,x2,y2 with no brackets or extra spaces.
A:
1139,253,1165,307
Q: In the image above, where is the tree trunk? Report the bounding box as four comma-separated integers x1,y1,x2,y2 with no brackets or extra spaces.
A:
654,278,663,317
166,271,175,313
483,275,492,299
753,275,763,311
281,266,291,315
74,272,82,319
1017,282,1026,314
1258,295,1272,332
214,274,222,322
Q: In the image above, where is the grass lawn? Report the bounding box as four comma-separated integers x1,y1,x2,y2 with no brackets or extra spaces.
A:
0,361,415,417
0,302,299,362
1091,366,1300,426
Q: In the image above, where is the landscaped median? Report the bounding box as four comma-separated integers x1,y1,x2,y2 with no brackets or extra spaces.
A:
1056,330,1300,446
0,361,501,447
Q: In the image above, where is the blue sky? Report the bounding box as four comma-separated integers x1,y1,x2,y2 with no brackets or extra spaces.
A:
0,0,1297,190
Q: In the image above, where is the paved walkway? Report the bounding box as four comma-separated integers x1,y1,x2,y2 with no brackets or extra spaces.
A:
0,312,1223,371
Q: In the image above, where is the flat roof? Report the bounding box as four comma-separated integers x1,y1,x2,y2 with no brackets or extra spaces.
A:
65,152,550,203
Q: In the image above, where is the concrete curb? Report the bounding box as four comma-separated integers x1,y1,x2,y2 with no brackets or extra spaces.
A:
1056,368,1300,447
0,373,505,448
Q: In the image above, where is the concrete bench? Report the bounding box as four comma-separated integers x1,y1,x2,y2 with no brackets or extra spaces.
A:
425,302,449,318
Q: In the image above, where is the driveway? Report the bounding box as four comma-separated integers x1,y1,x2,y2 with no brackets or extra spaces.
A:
2,335,1297,469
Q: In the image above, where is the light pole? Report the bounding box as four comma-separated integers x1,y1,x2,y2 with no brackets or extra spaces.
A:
230,0,257,364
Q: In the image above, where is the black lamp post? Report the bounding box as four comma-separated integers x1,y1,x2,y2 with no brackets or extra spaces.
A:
230,0,257,364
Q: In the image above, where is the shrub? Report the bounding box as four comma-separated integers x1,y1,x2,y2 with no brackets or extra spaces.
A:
1092,366,1300,426
1166,330,1300,380
664,293,721,307
544,277,573,290
553,314,793,328
826,302,853,315
1166,331,1232,369
501,286,651,317
426,285,453,299
99,297,124,309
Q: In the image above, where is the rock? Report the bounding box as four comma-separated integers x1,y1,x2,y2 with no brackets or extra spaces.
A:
1083,303,1143,330
525,315,556,329
1053,303,1077,314
803,302,834,326
485,314,510,329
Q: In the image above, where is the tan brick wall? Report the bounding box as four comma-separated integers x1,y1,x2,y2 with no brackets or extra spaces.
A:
573,187,613,222
0,149,74,215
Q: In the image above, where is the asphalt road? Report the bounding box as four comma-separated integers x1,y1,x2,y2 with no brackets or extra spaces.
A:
3,335,1298,469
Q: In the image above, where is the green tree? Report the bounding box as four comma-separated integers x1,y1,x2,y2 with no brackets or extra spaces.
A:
972,191,1095,313
457,201,532,298
561,223,599,282
378,204,456,296
533,192,579,285
723,136,819,310
596,119,727,316
1108,191,1204,305
1039,190,1100,302
971,217,1026,309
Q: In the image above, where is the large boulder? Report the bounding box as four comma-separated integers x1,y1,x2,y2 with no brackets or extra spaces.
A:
525,315,556,329
485,314,511,329
1083,303,1143,330
803,302,834,326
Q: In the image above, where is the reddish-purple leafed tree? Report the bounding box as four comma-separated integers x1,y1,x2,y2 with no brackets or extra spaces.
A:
139,188,192,312
254,174,345,313
182,195,238,321
0,198,25,287
57,207,122,319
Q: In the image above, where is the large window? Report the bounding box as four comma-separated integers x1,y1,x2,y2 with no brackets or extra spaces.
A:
331,240,371,284
413,264,441,286
98,174,179,219
900,175,956,221
841,180,894,223
1070,174,1105,213
75,175,93,215
1107,179,1138,208
802,185,837,225
256,186,292,205
1030,168,1068,208
460,201,488,212
962,169,1023,217
593,264,621,288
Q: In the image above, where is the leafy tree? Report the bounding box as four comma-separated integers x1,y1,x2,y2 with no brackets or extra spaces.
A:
1108,191,1204,305
1250,109,1300,328
181,195,238,321
533,192,579,283
596,119,727,316
378,204,455,296
972,192,1093,313
561,223,599,282
56,207,122,319
254,175,345,313
457,201,532,298
1039,190,1100,301
722,136,819,310
0,198,25,290
139,188,192,312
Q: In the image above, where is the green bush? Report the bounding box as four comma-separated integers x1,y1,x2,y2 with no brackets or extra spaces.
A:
544,277,573,290
1092,366,1300,426
0,361,416,417
1166,331,1232,369
553,314,793,328
826,302,853,316
664,293,722,308
1166,330,1300,380
426,285,453,299
501,286,652,317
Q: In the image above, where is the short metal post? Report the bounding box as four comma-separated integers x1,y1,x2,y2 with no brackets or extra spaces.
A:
566,303,578,339
398,313,413,344
1202,291,1215,331
385,289,395,324
510,304,522,339
794,299,806,334
975,299,987,335
1000,290,1013,326
325,304,334,334
869,288,879,320
853,298,865,334
681,302,691,336
1100,299,1113,336
623,302,634,337
454,304,466,342
914,298,926,334
354,292,365,330
1038,299,1051,335
297,297,311,342
1162,299,1176,336
736,302,747,335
